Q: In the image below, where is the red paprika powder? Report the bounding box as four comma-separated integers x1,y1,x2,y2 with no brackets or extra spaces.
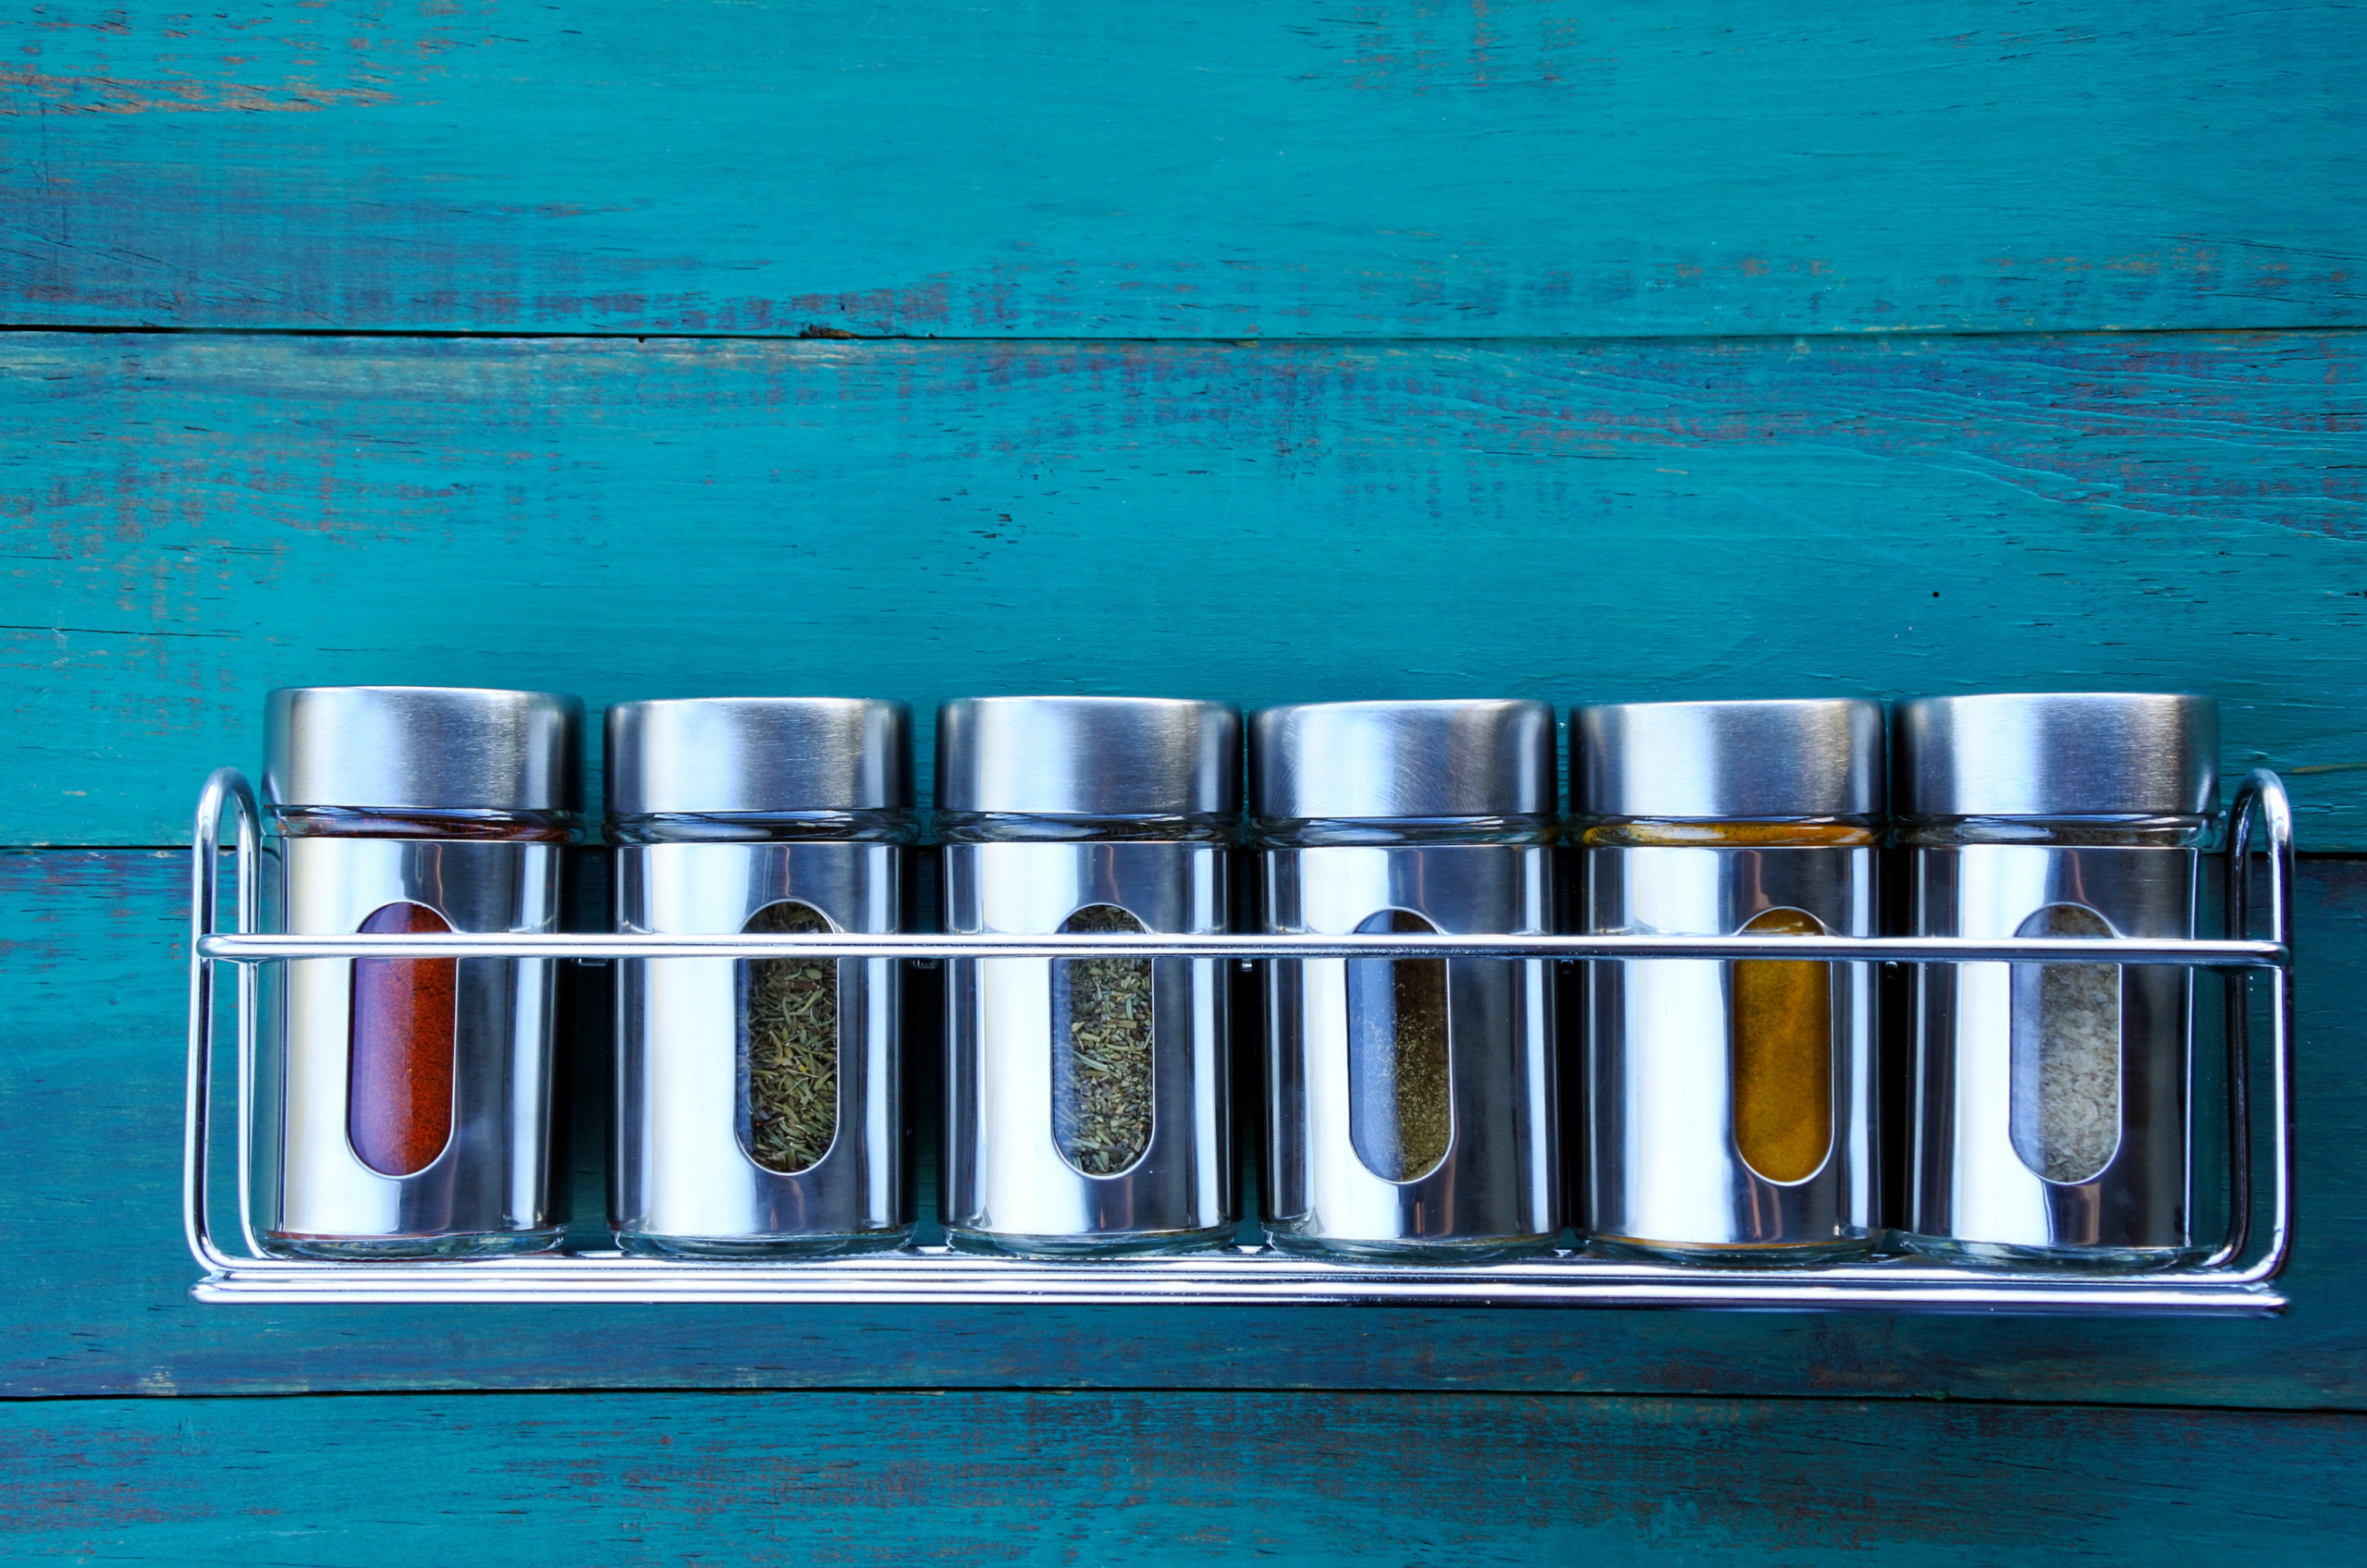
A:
348,900,458,1176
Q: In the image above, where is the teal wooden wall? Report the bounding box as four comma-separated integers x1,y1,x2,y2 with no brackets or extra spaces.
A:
3,2,2361,1558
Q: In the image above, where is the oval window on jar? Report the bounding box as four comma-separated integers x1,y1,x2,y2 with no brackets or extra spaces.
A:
347,900,458,1178
1051,904,1155,1177
1346,909,1453,1183
1728,906,1834,1185
740,900,840,1176
2010,903,2123,1185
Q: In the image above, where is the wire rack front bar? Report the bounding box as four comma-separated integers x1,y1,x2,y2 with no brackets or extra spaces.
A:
197,931,2287,966
184,766,2300,1315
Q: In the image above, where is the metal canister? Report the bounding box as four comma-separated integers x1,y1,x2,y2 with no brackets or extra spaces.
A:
1898,692,2217,1269
607,697,914,1257
1254,700,1559,1262
938,696,1240,1256
1572,699,1883,1264
255,685,581,1259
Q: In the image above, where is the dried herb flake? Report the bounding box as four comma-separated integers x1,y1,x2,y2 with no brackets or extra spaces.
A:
743,900,838,1174
1054,904,1155,1176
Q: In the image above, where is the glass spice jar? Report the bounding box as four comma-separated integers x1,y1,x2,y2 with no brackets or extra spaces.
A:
1897,692,2218,1270
606,698,914,1257
938,696,1240,1257
1253,700,1560,1263
1572,699,1884,1265
255,685,580,1259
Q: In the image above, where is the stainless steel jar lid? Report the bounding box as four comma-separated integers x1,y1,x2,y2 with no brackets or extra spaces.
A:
264,685,583,811
1895,692,2218,817
606,697,913,815
1571,698,1883,819
935,696,1242,815
1250,700,1555,820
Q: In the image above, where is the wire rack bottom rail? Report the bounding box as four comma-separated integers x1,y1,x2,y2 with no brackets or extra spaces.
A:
188,1245,2286,1314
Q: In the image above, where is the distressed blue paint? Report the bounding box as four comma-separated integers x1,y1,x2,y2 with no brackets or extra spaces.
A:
6,0,2367,1538
0,847,2359,1407
1,330,2361,846
2,1,2361,337
2,1389,2362,1563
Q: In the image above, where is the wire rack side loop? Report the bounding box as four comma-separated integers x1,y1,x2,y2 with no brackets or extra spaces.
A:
181,766,2299,1313
185,767,259,1277
2210,769,2298,1280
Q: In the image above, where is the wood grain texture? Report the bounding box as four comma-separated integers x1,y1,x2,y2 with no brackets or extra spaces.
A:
4,329,2362,845
4,847,2359,1408
1,1389,2361,1564
4,2,2362,337
10,0,2361,1536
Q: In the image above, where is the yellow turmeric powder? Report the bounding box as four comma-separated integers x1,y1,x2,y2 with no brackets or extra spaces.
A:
1730,906,1834,1183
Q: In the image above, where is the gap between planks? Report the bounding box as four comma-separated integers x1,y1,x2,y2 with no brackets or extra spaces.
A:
6,322,2366,348
6,1382,2364,1418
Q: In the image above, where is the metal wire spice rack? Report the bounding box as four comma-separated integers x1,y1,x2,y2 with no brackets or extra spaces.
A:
184,766,2298,1314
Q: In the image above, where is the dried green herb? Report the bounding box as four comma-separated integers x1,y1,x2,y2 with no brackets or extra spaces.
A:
742,900,838,1174
1349,909,1453,1182
1053,903,1155,1176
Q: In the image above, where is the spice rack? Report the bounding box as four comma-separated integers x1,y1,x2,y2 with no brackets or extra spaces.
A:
183,766,2297,1314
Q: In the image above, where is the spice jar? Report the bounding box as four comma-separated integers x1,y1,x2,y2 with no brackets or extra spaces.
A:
1253,700,1560,1263
1898,692,2217,1269
256,685,580,1258
1572,699,1883,1265
938,696,1239,1257
607,698,914,1257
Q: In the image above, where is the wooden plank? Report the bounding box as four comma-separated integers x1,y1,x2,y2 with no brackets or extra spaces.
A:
4,2,2362,337
3,329,2363,846
3,847,2358,1407
0,1388,2360,1562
